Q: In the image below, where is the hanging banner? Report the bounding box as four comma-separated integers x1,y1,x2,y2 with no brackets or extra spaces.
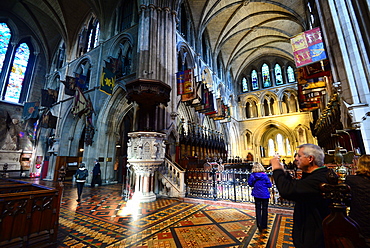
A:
75,73,88,89
297,68,323,111
100,67,116,95
22,102,39,120
291,27,327,68
176,71,185,95
183,69,193,94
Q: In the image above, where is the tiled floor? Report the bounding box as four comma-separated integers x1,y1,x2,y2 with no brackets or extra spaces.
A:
28,179,295,247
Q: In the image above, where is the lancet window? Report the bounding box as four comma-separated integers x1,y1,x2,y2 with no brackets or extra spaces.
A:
262,63,271,87
275,64,283,85
0,22,34,104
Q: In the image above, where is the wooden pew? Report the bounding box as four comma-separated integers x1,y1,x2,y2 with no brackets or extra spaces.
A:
0,179,63,248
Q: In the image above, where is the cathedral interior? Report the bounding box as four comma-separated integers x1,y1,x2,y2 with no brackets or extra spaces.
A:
0,0,369,247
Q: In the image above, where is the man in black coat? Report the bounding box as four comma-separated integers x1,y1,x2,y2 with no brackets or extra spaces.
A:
270,143,330,248
91,159,102,187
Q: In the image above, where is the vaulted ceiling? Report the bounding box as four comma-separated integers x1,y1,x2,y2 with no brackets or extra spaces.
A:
187,0,308,79
1,0,308,79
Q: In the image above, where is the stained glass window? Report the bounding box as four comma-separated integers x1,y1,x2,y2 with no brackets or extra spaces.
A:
242,77,248,92
251,70,259,90
262,63,271,87
4,43,30,103
0,23,11,74
287,66,295,82
275,64,283,85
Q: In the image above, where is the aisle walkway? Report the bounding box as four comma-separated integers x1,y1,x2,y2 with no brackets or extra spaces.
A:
40,180,295,247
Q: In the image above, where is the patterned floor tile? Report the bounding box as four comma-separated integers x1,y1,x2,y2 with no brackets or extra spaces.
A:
19,179,295,248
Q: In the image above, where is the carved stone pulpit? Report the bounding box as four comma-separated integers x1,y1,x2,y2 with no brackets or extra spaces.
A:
127,131,166,202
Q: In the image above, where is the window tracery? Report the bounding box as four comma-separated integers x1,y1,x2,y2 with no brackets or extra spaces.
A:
287,66,295,83
251,70,259,90
262,63,271,87
274,63,283,85
0,22,34,104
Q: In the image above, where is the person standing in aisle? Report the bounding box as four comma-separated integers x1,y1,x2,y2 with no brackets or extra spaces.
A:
75,163,88,202
248,162,272,232
91,159,102,187
270,144,330,248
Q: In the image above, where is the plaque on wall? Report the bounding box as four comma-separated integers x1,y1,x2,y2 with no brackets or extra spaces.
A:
0,150,22,170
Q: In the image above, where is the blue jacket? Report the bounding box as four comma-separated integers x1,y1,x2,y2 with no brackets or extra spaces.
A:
248,172,272,199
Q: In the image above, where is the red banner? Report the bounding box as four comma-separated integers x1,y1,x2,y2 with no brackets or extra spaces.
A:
291,27,327,68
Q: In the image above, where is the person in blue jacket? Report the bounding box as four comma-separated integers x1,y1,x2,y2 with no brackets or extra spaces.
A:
248,162,272,232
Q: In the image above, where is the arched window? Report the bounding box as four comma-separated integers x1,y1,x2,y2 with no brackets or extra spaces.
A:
287,66,295,83
286,138,292,155
274,64,283,85
0,23,11,74
4,43,30,103
276,134,285,155
268,139,275,157
262,63,271,87
242,77,248,92
251,70,259,90
77,16,100,56
1,22,34,104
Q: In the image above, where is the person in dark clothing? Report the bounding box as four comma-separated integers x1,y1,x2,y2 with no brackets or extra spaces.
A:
248,162,272,232
91,159,102,187
75,163,88,202
346,154,370,246
270,144,330,248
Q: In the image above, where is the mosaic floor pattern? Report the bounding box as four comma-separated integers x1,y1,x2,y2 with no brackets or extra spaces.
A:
29,180,294,248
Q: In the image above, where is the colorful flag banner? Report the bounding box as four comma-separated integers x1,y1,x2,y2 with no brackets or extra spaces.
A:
71,87,88,117
41,112,57,129
291,27,327,68
75,73,88,89
204,92,217,115
23,102,39,120
105,52,123,77
100,67,116,95
176,71,185,95
41,89,58,107
183,69,193,94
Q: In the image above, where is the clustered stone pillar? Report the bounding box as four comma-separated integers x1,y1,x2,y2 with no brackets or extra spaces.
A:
124,2,176,202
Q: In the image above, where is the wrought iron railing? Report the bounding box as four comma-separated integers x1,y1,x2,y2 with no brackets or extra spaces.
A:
186,168,295,207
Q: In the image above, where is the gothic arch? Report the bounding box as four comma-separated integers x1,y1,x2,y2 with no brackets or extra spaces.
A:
294,124,313,146
57,105,85,157
241,129,253,150
259,91,278,116
177,42,195,69
108,33,134,56
253,120,298,163
244,95,259,118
